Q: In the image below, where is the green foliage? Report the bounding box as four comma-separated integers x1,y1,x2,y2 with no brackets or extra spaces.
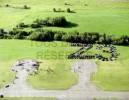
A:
31,23,41,28
53,8,56,12
66,8,71,13
23,5,31,9
1,28,129,45
54,31,65,41
34,16,68,27
28,30,54,41
17,23,29,28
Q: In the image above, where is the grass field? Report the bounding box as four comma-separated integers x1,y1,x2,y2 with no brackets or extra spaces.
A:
0,0,129,35
0,40,129,90
84,45,111,57
92,46,129,91
0,0,129,91
0,40,78,89
0,40,78,60
0,60,15,88
28,60,78,89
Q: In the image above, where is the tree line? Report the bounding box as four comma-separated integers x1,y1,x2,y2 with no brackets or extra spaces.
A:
0,28,129,46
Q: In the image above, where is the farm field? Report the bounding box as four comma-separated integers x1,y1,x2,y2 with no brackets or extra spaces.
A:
0,0,129,35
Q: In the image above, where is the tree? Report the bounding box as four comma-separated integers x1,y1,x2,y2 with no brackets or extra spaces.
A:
23,5,30,9
66,8,71,13
53,8,56,12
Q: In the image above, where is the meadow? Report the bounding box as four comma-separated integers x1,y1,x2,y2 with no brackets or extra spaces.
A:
0,0,129,91
0,0,129,35
0,40,129,90
92,46,129,91
28,60,78,89
0,40,78,89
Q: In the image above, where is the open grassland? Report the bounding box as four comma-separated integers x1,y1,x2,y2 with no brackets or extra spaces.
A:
28,60,78,89
0,0,129,92
0,60,15,88
0,40,78,89
0,40,129,90
0,0,129,35
92,46,129,91
0,40,78,60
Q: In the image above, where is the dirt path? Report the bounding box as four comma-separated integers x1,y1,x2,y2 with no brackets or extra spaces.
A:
0,60,129,100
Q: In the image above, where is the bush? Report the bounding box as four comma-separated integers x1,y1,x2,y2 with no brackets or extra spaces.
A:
0,29,4,35
3,34,12,39
5,4,10,7
66,8,75,13
53,8,56,12
13,31,29,39
48,16,68,27
33,16,68,27
23,5,30,9
27,32,40,40
54,33,63,41
62,34,75,42
66,8,71,13
31,23,42,28
17,23,29,28
0,29,6,38
28,30,55,41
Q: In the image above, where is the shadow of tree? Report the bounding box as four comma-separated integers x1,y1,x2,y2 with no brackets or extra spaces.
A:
64,22,78,28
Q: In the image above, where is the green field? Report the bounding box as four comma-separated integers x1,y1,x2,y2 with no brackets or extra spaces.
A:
84,45,111,58
28,60,78,89
0,40,129,90
0,0,129,91
0,60,15,88
92,46,129,91
0,0,129,35
0,40,78,89
0,40,78,60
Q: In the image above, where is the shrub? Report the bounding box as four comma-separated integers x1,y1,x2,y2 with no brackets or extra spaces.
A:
48,16,68,27
31,23,42,28
62,34,75,42
27,32,40,40
53,8,56,12
33,16,68,27
64,3,68,5
5,4,10,7
28,30,55,41
84,4,88,6
0,29,4,34
13,31,29,39
3,34,12,39
54,33,63,41
17,23,29,28
23,5,30,9
0,29,5,38
66,8,71,13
